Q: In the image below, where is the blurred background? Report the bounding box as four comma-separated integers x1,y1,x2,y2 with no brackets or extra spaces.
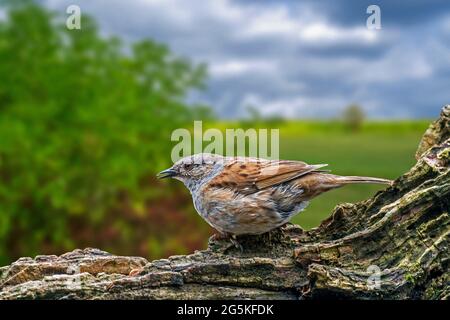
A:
0,0,448,265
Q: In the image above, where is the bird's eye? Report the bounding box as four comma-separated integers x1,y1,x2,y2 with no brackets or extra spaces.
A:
184,163,194,170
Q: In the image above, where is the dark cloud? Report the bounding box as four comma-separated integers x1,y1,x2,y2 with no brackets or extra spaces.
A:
233,0,450,27
323,0,450,27
40,0,450,118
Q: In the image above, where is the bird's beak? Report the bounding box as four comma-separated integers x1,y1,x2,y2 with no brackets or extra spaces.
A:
157,168,178,179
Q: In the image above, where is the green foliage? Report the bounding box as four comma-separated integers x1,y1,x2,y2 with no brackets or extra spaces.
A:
342,104,365,132
0,2,207,263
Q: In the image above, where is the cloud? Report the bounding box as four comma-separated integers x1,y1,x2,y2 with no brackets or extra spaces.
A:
0,7,6,21
39,0,450,118
239,93,349,118
299,23,377,44
239,6,380,46
209,60,278,78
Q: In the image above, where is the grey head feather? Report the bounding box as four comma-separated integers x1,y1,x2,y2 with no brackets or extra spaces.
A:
172,153,225,194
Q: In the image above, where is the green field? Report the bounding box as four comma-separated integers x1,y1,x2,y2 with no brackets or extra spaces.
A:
210,120,430,230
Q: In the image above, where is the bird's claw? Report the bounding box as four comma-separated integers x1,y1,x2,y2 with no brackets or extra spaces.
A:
210,232,243,253
230,235,243,252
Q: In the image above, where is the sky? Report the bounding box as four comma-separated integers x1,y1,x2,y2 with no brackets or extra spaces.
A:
40,0,450,119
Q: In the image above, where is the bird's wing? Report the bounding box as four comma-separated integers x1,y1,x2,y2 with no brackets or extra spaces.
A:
208,158,328,194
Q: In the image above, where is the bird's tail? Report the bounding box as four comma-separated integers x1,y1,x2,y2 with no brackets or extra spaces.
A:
335,175,392,185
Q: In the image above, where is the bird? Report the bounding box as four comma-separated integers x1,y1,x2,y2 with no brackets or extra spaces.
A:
157,153,391,247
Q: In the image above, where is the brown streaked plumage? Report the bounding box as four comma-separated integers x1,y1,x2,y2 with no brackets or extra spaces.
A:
157,153,391,242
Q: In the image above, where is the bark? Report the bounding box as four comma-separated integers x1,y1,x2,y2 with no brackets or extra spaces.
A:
0,106,449,300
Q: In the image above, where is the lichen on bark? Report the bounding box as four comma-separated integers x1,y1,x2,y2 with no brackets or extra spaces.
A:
0,106,449,300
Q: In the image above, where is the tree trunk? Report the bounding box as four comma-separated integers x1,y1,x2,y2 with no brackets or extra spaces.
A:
1,106,449,300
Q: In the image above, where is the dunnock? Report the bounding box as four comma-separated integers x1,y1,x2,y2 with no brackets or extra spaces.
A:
158,153,391,247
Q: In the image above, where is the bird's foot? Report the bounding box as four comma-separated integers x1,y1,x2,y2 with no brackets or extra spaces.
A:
223,235,243,254
229,235,243,252
209,232,244,253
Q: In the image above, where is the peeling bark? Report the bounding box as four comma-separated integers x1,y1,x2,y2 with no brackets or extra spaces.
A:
1,106,449,300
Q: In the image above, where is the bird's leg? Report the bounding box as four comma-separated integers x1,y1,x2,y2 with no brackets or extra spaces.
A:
230,235,243,252
210,231,243,253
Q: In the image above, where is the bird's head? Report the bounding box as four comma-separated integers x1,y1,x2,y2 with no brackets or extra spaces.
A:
157,153,224,192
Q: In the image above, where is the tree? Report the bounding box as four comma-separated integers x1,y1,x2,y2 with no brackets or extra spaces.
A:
342,104,365,132
0,1,208,264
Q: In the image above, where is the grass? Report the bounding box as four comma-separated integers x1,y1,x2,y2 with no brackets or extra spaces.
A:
280,123,428,229
206,120,429,230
